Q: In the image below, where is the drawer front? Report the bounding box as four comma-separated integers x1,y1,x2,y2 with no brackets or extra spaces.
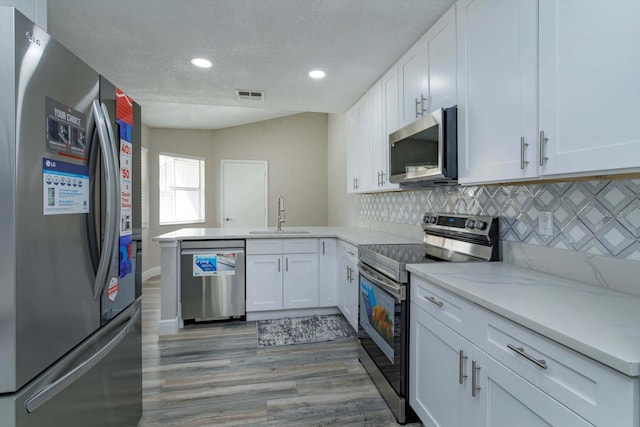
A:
338,241,358,264
478,310,638,427
283,238,318,254
246,239,283,255
410,275,475,337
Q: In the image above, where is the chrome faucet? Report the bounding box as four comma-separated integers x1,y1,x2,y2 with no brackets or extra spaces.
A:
276,195,286,231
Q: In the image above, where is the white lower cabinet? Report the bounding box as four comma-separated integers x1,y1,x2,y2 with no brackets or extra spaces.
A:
474,347,593,427
410,276,639,427
246,254,283,311
411,302,592,427
246,239,318,312
410,303,468,427
338,241,358,330
282,253,318,309
318,238,338,307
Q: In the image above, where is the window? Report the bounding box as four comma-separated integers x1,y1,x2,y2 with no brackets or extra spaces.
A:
141,147,149,229
159,153,205,225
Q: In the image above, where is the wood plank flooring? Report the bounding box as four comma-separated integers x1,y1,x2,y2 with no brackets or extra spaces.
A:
138,277,422,427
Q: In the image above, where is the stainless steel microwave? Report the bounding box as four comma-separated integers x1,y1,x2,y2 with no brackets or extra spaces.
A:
388,106,457,185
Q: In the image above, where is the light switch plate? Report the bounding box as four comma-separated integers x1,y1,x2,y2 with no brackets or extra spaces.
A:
539,211,554,236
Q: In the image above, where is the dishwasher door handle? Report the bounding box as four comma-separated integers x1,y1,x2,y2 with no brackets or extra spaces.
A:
180,248,244,256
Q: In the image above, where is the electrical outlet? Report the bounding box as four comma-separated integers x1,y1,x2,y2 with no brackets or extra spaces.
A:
539,211,554,236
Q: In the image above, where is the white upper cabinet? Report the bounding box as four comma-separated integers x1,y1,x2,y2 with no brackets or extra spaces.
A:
457,0,539,184
458,0,640,185
399,4,457,128
371,69,401,191
357,94,373,192
538,0,640,177
425,4,457,113
381,65,401,190
347,66,401,194
399,33,429,127
346,101,360,193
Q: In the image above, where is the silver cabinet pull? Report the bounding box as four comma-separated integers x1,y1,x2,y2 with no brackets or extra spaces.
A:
347,266,351,282
424,295,443,307
380,171,385,186
285,257,289,272
415,98,421,118
322,241,325,255
421,95,429,115
507,344,548,369
539,131,549,166
520,137,529,170
459,350,468,385
471,360,481,397
278,258,281,273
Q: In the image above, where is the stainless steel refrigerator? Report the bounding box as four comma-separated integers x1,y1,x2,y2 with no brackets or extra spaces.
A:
0,7,142,426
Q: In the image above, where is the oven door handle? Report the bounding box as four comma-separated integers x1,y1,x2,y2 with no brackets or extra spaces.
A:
358,263,405,301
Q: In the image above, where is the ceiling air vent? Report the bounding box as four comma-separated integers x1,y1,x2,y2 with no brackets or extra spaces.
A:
236,90,264,101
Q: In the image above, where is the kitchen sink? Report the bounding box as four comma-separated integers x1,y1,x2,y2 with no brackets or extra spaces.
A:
248,230,310,235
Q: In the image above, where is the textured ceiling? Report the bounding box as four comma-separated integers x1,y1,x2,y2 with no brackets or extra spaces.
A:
47,0,455,130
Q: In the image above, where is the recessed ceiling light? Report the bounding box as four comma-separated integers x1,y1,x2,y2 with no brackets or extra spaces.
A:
191,58,212,68
309,70,326,79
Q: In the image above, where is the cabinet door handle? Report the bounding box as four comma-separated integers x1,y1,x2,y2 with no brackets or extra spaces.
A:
355,177,359,189
285,257,289,272
539,131,549,166
471,360,481,397
380,171,385,186
322,241,325,255
346,266,350,281
424,295,443,307
507,344,548,369
421,95,428,114
278,258,281,272
459,350,468,385
415,98,421,118
520,137,529,170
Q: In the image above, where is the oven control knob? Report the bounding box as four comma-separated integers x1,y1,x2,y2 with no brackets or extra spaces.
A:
474,221,486,230
430,216,437,224
465,219,475,229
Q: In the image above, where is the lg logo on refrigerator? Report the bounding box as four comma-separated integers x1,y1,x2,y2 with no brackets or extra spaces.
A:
25,32,41,46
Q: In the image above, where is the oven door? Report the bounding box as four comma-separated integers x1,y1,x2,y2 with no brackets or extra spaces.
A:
357,262,407,396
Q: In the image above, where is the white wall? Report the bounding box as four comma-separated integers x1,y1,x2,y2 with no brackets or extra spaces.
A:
144,113,329,271
0,0,46,28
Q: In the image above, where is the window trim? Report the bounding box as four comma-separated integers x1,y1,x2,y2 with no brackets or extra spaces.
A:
158,152,205,226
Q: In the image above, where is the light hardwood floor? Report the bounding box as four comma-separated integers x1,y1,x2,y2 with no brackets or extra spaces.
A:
138,277,422,427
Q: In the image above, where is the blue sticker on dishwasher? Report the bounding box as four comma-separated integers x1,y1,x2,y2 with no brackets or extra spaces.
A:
193,253,237,277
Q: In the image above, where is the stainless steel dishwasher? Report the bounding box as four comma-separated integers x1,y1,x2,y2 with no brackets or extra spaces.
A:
180,240,245,322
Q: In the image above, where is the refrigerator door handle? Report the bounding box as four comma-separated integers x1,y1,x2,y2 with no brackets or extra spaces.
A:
24,306,141,414
89,100,119,300
97,102,121,299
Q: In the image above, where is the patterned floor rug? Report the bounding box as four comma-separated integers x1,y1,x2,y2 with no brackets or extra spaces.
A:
256,314,356,347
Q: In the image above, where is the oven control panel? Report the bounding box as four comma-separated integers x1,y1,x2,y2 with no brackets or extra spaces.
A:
422,213,495,237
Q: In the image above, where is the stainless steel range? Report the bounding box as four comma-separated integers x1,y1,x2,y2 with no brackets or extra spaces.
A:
357,213,499,424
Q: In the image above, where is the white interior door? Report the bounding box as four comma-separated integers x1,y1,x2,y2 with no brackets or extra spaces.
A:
221,160,267,227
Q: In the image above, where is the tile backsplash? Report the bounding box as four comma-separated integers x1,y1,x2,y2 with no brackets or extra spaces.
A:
361,179,640,261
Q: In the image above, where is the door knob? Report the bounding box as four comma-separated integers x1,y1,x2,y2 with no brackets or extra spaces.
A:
225,217,231,221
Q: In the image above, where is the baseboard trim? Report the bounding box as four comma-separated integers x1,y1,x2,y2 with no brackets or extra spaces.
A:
158,317,179,336
143,267,161,282
246,307,340,321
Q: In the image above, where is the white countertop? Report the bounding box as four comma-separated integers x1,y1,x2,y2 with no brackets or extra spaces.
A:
407,262,640,377
153,226,419,247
